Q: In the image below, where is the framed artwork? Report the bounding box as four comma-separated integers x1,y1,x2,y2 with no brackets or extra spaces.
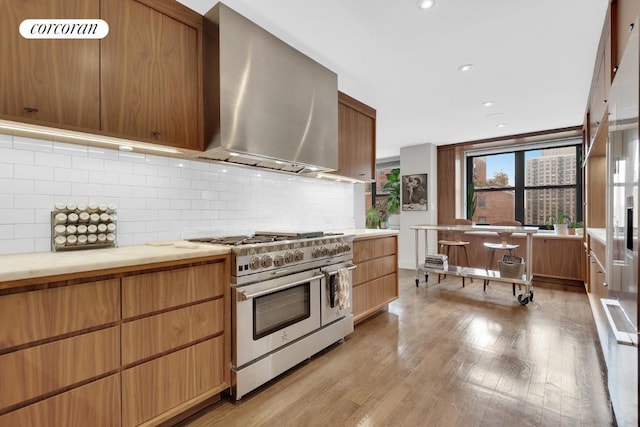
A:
402,173,427,211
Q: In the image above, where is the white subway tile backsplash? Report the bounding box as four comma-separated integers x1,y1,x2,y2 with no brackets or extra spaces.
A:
157,165,182,178
0,135,355,254
0,134,12,148
0,238,34,254
14,165,54,181
72,183,104,196
89,171,120,185
0,195,13,209
0,179,34,195
88,148,119,160
105,160,133,174
13,136,53,153
0,147,35,165
0,164,13,178
72,156,105,171
146,176,172,188
0,225,13,239
53,141,87,156
118,173,145,186
0,209,35,224
54,168,89,183
14,223,50,239
104,184,133,197
132,163,158,176
35,152,72,168
15,194,54,209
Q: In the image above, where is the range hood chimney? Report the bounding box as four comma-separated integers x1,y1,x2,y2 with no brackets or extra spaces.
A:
199,3,338,174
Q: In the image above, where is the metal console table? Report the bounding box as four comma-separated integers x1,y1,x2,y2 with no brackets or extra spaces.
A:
411,224,538,305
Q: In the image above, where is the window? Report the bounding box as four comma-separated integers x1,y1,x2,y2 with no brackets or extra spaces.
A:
467,142,582,227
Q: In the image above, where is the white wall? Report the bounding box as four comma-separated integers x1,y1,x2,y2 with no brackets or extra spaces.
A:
0,132,357,255
399,143,438,269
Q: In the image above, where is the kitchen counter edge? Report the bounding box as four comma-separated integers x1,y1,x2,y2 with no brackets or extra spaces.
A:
0,242,230,285
335,229,399,239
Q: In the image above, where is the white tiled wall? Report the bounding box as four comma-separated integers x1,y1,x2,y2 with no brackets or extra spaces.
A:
0,133,355,254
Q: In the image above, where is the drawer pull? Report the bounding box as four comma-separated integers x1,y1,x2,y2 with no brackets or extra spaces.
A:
23,106,38,113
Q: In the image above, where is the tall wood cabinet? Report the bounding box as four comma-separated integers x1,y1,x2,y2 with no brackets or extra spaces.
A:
0,0,101,129
335,92,376,180
352,234,398,323
0,256,229,427
101,0,203,151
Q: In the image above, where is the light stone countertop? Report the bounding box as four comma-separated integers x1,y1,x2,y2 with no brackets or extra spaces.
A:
333,229,399,239
588,228,607,245
0,241,230,285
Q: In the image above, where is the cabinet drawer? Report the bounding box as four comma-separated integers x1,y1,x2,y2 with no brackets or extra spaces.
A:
353,255,396,286
0,374,120,427
353,273,398,318
122,299,224,365
0,327,119,410
122,336,225,426
0,279,119,350
353,236,397,263
122,262,226,318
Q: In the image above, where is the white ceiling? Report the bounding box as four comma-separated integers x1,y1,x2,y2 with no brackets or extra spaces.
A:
177,0,609,159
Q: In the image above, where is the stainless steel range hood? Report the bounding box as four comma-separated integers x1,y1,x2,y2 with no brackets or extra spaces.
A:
199,3,338,174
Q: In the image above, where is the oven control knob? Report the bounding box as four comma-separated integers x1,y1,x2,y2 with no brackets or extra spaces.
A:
294,250,304,261
284,252,294,263
311,248,321,258
321,247,328,256
261,255,273,268
249,256,261,270
274,255,285,267
342,244,351,253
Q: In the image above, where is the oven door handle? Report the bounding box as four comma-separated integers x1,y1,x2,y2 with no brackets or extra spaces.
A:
323,262,357,276
237,273,325,301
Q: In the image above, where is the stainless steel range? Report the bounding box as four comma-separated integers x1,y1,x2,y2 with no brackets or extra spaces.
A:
189,231,355,400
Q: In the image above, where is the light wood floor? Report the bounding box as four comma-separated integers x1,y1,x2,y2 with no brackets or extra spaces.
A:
181,270,615,427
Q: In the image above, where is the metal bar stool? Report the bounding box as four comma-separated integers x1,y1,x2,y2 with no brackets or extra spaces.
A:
483,220,521,295
438,218,473,286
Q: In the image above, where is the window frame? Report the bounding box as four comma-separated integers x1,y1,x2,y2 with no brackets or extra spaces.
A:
465,141,583,227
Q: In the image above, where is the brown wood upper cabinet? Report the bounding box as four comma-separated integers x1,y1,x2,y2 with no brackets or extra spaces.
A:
100,0,203,151
0,0,101,129
612,0,639,77
336,92,376,180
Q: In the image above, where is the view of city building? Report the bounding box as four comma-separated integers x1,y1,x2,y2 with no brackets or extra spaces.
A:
470,146,577,226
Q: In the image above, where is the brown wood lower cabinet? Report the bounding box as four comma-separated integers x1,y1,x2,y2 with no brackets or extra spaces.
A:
0,374,121,427
122,336,225,426
0,255,230,426
352,234,399,323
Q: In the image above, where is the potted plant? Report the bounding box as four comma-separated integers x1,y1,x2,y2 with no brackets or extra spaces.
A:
366,206,380,229
547,213,571,235
383,168,400,214
569,221,584,236
383,168,400,228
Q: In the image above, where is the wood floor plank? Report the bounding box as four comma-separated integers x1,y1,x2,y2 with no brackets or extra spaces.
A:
179,270,615,427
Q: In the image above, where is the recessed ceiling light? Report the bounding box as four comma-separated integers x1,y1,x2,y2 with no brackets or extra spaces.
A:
496,123,507,128
482,101,495,107
457,64,474,72
417,0,436,9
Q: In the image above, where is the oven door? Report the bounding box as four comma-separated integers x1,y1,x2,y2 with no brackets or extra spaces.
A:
233,269,323,368
321,262,356,326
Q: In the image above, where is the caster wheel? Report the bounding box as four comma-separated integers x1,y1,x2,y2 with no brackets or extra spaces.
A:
415,279,419,287
517,294,530,306
529,290,534,301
